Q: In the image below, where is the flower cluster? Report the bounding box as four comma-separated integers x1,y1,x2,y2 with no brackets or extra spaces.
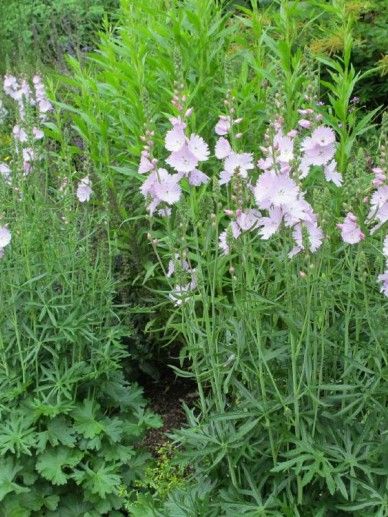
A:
139,90,209,215
367,165,388,296
141,98,388,299
2,74,52,175
216,116,327,258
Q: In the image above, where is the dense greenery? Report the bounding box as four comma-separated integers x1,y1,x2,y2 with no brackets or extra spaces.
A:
0,0,119,72
0,0,387,515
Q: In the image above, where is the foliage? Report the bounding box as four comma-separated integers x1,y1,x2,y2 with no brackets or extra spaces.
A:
0,0,119,72
56,0,388,513
1,0,387,514
0,77,161,515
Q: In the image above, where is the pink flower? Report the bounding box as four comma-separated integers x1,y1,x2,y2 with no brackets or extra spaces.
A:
301,139,335,166
165,126,186,152
372,167,385,187
324,160,342,186
3,75,19,97
298,119,311,129
140,170,158,198
258,207,283,239
23,148,34,163
287,129,298,138
299,155,313,179
236,209,260,232
219,231,229,255
383,235,388,258
138,152,155,174
33,127,44,140
38,99,52,114
311,126,336,147
254,172,299,209
377,271,388,297
337,212,364,244
269,175,299,207
188,169,209,186
368,186,388,231
215,116,231,136
219,152,253,185
76,176,93,202
301,125,336,167
187,134,209,161
215,137,232,159
231,221,241,239
0,226,11,248
168,116,186,130
273,132,294,163
166,146,198,173
167,254,191,278
169,276,197,306
12,125,27,142
152,168,182,205
0,163,11,182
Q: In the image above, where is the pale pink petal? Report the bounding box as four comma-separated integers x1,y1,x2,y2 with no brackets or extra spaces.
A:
165,127,186,152
188,134,209,161
188,169,209,186
215,137,231,159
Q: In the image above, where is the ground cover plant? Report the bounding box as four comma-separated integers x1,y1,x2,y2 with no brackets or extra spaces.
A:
0,0,387,515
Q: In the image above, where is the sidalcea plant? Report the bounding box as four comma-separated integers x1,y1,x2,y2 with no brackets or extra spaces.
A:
0,74,160,515
138,88,387,513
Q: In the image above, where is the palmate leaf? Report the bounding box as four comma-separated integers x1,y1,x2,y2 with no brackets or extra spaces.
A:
72,461,121,499
0,411,38,457
101,417,124,443
71,399,104,439
36,416,77,452
36,446,84,485
0,457,29,502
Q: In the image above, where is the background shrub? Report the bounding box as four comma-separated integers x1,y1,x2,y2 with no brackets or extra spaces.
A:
0,0,119,73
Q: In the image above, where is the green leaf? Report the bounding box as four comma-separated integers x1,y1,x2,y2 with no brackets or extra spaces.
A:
37,416,77,451
71,399,104,439
72,461,121,498
36,446,83,485
0,457,28,502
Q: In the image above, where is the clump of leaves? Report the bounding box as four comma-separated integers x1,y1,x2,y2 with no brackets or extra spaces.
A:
0,387,161,515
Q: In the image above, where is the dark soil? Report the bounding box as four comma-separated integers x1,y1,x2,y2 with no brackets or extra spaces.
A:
140,366,197,456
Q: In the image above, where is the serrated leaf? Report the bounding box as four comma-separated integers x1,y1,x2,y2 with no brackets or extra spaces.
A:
102,417,124,443
71,399,104,439
0,412,37,457
36,447,83,485
0,457,28,502
72,462,121,498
